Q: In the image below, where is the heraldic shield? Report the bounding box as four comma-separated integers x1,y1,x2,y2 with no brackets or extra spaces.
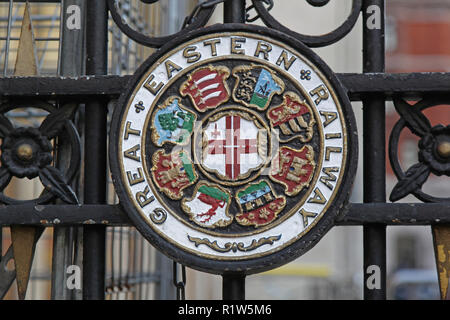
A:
110,24,357,275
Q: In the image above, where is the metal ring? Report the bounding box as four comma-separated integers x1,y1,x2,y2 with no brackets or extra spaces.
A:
107,0,216,48
251,0,362,48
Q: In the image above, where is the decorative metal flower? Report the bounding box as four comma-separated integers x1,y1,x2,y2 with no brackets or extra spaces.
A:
390,99,449,202
0,104,79,204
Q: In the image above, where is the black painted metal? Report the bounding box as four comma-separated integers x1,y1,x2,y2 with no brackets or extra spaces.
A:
107,0,215,48
252,0,362,47
1,202,450,227
82,0,108,300
224,0,246,23
0,73,448,100
222,274,246,300
362,0,386,300
222,0,247,301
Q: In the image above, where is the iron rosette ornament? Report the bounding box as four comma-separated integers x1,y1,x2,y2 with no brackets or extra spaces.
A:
389,98,450,203
0,101,80,205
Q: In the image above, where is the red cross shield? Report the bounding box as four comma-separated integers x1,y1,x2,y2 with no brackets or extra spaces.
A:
202,112,266,181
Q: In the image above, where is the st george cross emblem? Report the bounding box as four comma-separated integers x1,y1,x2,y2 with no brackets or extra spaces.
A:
200,109,268,182
110,26,357,274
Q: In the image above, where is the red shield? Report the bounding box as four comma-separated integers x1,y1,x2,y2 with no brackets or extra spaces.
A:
267,92,315,143
151,150,197,200
269,145,315,196
180,65,230,112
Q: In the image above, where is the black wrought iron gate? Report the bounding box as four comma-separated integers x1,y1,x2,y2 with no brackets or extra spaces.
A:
0,0,449,300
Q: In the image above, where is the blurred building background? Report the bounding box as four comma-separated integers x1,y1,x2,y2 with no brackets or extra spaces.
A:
1,0,448,300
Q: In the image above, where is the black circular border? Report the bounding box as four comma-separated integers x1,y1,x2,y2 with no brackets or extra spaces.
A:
109,24,358,275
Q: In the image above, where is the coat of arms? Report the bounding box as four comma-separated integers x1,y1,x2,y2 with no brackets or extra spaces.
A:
269,145,315,196
267,92,316,143
151,96,196,146
180,65,230,112
235,180,286,227
232,64,284,110
182,182,232,228
112,27,355,273
151,150,197,200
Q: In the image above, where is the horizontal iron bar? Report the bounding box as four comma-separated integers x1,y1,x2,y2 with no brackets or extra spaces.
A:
0,75,132,100
336,203,450,225
0,204,130,226
0,0,60,2
0,202,448,226
0,73,449,101
342,72,450,100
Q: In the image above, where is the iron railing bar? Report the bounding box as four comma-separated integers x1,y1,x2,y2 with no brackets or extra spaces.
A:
222,0,247,301
362,0,386,300
0,203,449,226
0,73,449,99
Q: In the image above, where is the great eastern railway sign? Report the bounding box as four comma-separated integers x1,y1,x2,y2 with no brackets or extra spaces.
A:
110,25,357,274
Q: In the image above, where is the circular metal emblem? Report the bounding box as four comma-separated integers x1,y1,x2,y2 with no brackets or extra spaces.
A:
110,25,357,274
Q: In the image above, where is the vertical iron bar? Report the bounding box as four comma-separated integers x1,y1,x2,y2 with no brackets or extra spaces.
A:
362,0,386,300
83,0,108,300
223,0,245,23
52,0,85,300
222,274,246,300
222,0,246,300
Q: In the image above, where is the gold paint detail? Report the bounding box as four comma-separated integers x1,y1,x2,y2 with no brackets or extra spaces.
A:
188,234,282,253
10,2,40,301
275,50,296,71
183,46,201,64
310,85,329,105
325,133,341,139
123,144,141,162
325,146,342,161
16,144,33,161
299,209,318,228
437,141,450,158
143,74,163,95
203,38,221,56
432,226,450,300
14,2,38,76
254,40,272,60
11,226,39,300
124,121,141,140
165,60,182,79
135,185,155,208
150,208,167,225
320,111,338,127
308,188,327,204
126,167,145,186
320,167,339,190
231,37,246,54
